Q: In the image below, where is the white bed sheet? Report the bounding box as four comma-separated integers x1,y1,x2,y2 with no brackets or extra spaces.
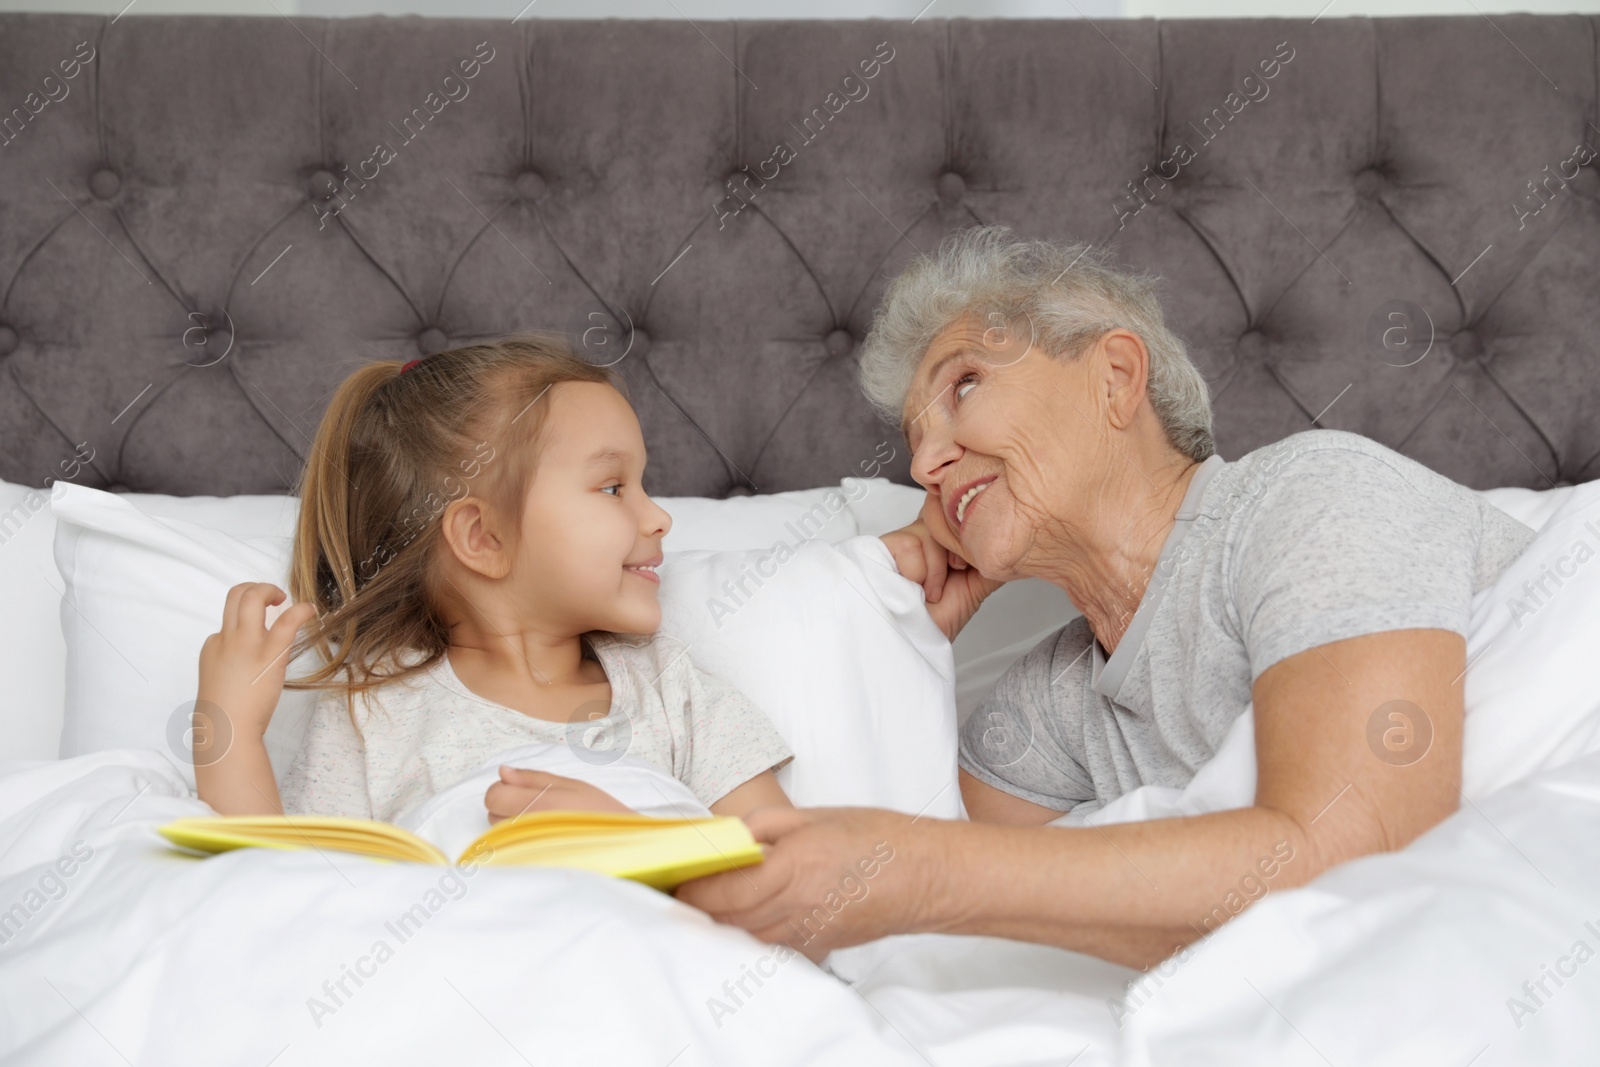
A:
3,742,1599,1065
0,750,940,1067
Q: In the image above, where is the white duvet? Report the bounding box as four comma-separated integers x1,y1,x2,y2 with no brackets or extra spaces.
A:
0,748,934,1066
4,485,1600,1065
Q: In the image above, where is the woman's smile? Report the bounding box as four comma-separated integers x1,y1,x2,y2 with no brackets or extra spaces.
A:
950,474,999,530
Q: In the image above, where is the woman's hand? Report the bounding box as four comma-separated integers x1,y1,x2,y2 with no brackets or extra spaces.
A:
486,767,633,822
879,494,1005,642
674,806,937,962
196,582,317,743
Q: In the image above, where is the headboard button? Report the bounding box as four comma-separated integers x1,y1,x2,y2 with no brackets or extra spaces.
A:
88,168,121,200
514,170,547,201
825,328,854,357
307,169,339,201
626,327,651,359
416,327,449,355
937,171,966,204
1451,329,1484,362
1237,329,1266,359
1354,167,1384,197
0,324,18,355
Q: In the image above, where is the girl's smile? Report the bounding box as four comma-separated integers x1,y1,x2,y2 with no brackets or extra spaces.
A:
624,555,663,584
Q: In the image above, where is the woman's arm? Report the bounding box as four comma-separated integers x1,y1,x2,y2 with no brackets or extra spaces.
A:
960,768,1068,825
954,626,1463,967
678,627,1465,967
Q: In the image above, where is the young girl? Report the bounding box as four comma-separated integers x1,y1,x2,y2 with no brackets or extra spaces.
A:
192,334,794,826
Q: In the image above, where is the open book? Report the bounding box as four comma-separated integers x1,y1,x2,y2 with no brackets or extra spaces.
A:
157,811,763,891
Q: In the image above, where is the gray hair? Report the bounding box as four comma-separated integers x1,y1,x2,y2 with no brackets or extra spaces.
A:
857,225,1215,462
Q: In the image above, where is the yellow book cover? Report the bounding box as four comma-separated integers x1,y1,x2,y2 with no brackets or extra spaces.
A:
157,811,763,891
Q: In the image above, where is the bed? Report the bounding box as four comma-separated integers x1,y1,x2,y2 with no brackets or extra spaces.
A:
3,10,1600,1066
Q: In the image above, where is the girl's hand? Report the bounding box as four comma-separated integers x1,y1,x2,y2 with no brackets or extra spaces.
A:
196,583,317,742
879,494,1005,643
486,767,633,822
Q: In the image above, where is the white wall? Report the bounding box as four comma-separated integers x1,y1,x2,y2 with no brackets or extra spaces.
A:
0,0,1121,15
1127,0,1600,13
5,0,1600,16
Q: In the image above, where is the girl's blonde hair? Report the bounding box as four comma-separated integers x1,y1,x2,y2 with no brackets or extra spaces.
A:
284,333,622,698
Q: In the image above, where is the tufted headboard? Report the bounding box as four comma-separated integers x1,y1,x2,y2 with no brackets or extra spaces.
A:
1,13,1597,498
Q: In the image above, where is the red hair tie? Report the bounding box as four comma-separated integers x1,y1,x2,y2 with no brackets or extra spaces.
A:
400,359,422,373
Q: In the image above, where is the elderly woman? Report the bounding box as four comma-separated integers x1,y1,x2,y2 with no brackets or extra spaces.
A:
675,225,1534,968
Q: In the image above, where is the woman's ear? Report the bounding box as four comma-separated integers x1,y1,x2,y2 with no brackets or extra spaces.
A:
439,497,513,580
1099,329,1151,431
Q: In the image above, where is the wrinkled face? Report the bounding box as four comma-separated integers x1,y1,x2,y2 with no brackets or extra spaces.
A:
900,314,1117,581
510,381,673,635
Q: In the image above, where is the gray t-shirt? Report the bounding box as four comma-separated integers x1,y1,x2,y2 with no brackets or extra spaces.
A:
957,429,1536,816
280,631,794,822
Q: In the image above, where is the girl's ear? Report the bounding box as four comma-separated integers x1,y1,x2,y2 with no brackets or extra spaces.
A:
439,497,513,580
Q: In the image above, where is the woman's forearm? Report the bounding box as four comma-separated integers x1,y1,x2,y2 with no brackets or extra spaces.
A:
912,807,1313,968
194,732,283,816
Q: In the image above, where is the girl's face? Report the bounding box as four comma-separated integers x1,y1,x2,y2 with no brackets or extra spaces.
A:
510,381,672,635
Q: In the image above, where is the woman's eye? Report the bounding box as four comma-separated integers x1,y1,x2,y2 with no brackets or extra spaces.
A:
601,484,622,496
953,373,978,401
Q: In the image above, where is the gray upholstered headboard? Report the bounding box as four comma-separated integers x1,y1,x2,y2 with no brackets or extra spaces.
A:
1,13,1596,498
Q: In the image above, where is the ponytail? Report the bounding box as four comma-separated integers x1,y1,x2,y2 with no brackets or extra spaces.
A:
290,360,398,623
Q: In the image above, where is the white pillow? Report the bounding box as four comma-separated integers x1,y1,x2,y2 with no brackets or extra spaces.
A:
49,485,315,788
21,472,1585,768
1461,480,1600,795
658,536,961,818
841,477,1083,724
0,482,70,762
16,480,862,765
1478,484,1576,531
655,486,858,551
46,482,961,822
1,480,298,763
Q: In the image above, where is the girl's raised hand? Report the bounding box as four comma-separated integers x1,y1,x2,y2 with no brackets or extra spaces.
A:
196,582,318,742
485,767,633,822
